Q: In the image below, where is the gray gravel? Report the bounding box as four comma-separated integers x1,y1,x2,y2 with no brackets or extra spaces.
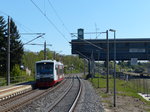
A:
74,77,104,112
14,75,104,112
51,77,80,112
15,78,72,112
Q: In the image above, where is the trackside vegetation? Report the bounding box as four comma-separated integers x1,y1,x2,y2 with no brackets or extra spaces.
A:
0,16,86,86
0,50,86,86
89,74,150,111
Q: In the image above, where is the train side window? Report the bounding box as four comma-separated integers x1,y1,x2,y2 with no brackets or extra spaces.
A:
55,65,58,75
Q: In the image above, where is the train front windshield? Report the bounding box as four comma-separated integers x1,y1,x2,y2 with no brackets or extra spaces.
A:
36,62,54,75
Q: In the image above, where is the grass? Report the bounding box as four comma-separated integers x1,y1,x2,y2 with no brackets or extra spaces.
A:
89,74,150,106
0,75,35,87
0,77,7,86
101,93,110,98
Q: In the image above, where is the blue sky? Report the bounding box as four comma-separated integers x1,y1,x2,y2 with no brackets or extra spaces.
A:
0,0,150,55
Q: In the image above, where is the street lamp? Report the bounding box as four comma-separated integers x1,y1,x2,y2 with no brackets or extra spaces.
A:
109,29,116,107
71,29,109,92
96,50,100,88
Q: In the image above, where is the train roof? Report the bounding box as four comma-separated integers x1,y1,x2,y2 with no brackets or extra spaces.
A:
56,61,63,65
36,60,55,63
36,60,63,65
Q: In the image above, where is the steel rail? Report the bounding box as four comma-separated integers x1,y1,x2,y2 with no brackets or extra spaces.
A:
48,76,82,112
69,76,82,112
0,79,67,112
48,76,74,111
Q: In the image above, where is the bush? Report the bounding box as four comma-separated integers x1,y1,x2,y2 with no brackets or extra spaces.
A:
0,77,6,86
10,64,26,83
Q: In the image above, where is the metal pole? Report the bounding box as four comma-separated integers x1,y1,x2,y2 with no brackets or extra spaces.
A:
84,58,86,76
44,41,46,60
146,79,149,97
114,31,116,107
98,50,100,88
88,59,91,77
7,16,10,85
109,29,116,107
91,50,94,81
143,78,145,94
106,30,109,93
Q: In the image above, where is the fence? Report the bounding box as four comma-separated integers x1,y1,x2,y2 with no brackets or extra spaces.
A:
0,75,34,87
117,72,150,96
128,78,150,96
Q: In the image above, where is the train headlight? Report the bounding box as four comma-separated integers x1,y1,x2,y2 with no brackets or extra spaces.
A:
50,74,54,78
36,75,40,79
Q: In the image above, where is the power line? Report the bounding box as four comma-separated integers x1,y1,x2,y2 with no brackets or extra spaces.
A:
71,33,103,50
15,21,33,33
20,33,45,35
0,10,37,42
26,43,52,46
44,0,46,15
23,33,45,45
20,33,45,42
30,0,69,42
0,10,33,33
0,10,9,16
0,10,47,51
12,19,38,43
75,50,90,60
47,0,71,34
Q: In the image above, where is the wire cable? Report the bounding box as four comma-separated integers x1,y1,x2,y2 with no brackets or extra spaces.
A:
0,10,36,43
30,0,69,42
47,0,71,35
0,10,9,16
71,34,103,50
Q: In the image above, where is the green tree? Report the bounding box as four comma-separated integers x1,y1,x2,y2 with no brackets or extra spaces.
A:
62,55,84,73
22,51,38,73
9,18,23,71
46,48,53,59
11,64,26,83
0,16,7,76
0,17,23,77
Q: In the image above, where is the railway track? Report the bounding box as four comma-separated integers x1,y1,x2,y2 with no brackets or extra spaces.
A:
0,76,82,112
0,78,69,112
49,76,82,112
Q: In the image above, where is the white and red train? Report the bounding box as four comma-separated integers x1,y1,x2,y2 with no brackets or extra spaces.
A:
35,60,64,88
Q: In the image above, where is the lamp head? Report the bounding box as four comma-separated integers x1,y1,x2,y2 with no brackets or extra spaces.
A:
109,29,116,32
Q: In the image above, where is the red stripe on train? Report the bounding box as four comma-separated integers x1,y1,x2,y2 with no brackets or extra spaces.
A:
36,78,64,87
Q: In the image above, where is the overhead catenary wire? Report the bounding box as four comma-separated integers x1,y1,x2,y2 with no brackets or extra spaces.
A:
71,33,103,50
26,43,52,46
11,33,45,52
20,33,45,35
75,50,90,60
23,33,45,45
30,0,69,43
15,21,34,33
0,10,33,33
0,10,9,16
79,37,103,50
44,0,46,15
0,10,47,52
0,10,36,41
47,0,71,35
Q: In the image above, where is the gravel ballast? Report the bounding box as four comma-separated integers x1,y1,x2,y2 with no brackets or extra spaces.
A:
74,78,104,112
14,75,105,112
